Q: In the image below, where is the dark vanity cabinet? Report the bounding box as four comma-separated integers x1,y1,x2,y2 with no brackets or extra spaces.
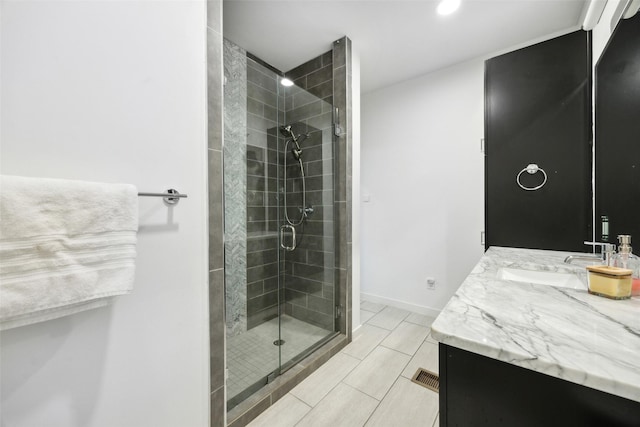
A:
595,13,640,244
439,344,640,426
485,31,592,252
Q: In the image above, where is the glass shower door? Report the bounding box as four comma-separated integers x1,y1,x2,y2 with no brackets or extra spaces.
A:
224,45,337,410
276,82,337,371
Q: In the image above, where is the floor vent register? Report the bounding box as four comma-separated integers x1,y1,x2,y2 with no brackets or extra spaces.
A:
411,368,440,393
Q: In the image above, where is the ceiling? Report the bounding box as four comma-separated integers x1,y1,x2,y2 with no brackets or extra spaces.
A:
223,0,589,94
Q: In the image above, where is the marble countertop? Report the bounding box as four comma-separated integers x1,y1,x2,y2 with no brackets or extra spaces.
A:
431,246,640,403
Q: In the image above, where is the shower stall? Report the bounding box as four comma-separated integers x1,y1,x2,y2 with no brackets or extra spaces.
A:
223,40,338,409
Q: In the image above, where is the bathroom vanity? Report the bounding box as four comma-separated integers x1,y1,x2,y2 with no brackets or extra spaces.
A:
431,247,640,426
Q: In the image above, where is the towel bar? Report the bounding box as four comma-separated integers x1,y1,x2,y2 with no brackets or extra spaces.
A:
138,189,187,205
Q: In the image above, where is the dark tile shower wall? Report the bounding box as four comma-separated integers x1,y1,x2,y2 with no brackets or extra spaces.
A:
287,51,334,105
246,59,282,329
281,52,336,331
245,53,337,332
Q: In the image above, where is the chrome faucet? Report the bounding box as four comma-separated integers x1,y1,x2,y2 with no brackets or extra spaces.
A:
564,241,616,265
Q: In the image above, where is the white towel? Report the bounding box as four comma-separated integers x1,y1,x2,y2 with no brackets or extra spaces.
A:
0,175,138,330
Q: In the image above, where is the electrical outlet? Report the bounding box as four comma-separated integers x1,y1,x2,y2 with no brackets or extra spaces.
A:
426,277,436,290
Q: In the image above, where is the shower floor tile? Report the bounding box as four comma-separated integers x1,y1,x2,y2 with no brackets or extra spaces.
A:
227,315,332,401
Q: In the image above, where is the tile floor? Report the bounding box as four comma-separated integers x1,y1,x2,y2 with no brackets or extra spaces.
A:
247,302,440,427
227,315,333,400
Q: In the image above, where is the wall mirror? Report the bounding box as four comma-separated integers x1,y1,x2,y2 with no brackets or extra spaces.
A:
594,5,640,246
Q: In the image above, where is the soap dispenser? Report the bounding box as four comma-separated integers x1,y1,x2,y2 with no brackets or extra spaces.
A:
613,235,640,297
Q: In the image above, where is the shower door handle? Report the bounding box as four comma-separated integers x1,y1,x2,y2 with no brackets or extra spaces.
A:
280,224,296,251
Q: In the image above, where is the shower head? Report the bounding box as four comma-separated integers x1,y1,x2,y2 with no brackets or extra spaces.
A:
280,125,295,139
280,124,303,157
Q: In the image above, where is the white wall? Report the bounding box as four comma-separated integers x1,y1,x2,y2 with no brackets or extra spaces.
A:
361,60,485,316
0,1,209,427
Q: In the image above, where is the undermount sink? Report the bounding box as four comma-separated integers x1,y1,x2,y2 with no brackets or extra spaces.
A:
496,268,586,290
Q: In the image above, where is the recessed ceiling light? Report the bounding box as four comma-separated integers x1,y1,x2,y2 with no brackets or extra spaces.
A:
280,78,294,87
437,0,461,16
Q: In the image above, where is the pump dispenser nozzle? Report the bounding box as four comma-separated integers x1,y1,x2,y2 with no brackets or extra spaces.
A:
618,235,633,254
614,234,640,296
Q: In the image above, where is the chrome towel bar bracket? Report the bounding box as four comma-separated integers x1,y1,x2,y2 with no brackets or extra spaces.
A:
138,189,188,205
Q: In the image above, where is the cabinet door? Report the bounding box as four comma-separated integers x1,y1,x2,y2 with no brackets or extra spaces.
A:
595,14,640,244
485,30,591,252
439,344,640,426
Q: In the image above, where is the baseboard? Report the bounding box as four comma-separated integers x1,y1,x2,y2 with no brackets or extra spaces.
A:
360,292,441,318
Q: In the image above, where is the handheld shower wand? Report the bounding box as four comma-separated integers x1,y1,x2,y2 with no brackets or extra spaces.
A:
280,125,304,160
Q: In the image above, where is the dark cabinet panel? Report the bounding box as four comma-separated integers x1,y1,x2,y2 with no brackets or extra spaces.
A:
595,14,640,244
439,344,640,426
485,31,592,252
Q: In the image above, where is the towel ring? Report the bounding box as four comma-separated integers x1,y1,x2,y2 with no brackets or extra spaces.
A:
517,164,547,191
